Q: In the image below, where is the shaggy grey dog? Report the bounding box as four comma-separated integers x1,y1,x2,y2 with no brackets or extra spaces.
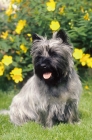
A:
0,29,82,127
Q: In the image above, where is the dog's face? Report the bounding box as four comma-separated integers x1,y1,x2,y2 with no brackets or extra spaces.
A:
31,30,73,85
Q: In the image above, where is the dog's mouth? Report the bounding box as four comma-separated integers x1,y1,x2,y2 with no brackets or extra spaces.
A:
43,72,52,79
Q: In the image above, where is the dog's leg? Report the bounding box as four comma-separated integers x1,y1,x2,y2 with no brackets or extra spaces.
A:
45,105,57,127
46,114,55,128
64,99,79,123
46,104,65,127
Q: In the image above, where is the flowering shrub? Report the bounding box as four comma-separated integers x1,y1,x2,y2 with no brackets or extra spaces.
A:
73,48,92,68
0,0,92,87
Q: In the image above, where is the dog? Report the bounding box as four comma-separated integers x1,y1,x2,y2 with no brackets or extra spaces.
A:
0,29,82,127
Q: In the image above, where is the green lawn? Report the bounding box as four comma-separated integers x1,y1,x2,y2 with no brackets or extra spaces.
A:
0,78,92,140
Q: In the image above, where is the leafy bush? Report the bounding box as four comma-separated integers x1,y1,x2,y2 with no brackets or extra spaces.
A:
0,0,92,87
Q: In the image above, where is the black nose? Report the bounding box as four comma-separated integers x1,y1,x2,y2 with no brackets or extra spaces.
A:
41,63,47,69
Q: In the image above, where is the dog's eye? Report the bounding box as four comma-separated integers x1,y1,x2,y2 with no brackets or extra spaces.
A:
37,51,42,55
48,50,57,57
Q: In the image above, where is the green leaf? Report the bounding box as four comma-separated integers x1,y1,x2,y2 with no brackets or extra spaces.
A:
0,41,9,52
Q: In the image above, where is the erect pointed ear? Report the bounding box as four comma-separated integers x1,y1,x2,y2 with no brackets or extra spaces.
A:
54,29,70,45
32,33,42,42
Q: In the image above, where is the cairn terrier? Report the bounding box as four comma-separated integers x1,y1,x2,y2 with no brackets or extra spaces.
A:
0,29,82,127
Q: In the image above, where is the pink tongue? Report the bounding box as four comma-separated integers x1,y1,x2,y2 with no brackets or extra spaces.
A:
43,72,52,79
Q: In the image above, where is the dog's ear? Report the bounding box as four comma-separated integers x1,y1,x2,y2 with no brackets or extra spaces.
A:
55,29,70,45
32,33,42,42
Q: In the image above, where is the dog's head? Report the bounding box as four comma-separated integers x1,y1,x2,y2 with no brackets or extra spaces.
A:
31,29,74,85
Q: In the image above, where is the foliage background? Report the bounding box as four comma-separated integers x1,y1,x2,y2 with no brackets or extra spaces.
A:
0,0,92,89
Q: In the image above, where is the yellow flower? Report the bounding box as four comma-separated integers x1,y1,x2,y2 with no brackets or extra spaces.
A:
1,31,8,39
10,67,23,83
16,51,21,55
27,33,32,42
11,0,22,4
80,54,90,66
20,44,28,53
2,55,13,66
11,0,15,3
73,48,83,60
83,13,90,21
46,0,56,11
15,20,26,34
12,14,17,19
30,37,32,42
27,33,31,37
80,7,84,13
16,0,22,3
5,4,13,16
59,6,65,15
50,20,60,31
85,85,89,90
87,57,92,68
0,62,4,76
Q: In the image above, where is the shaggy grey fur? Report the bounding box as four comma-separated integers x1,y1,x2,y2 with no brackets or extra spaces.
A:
0,30,82,127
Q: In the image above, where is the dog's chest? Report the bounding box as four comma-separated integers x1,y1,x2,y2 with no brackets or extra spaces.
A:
35,89,65,112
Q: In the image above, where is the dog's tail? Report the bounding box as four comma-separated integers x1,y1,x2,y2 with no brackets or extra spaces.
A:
0,110,10,115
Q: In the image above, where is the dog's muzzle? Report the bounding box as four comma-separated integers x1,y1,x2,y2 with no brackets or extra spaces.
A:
40,63,52,79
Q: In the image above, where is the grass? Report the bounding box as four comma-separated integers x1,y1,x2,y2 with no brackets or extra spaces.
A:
0,77,92,140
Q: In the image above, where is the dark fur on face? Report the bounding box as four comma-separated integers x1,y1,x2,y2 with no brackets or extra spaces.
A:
31,30,73,86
